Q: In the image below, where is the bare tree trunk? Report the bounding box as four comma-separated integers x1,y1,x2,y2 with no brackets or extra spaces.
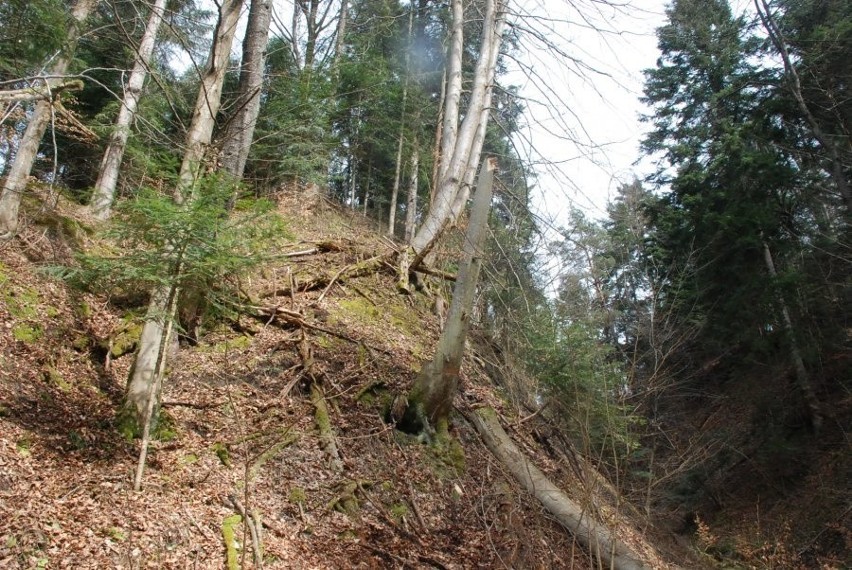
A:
430,71,445,204
220,0,272,180
291,1,302,66
448,50,499,221
471,407,649,570
89,0,168,220
402,158,494,430
437,0,463,185
348,156,357,209
387,130,405,236
123,0,242,430
762,240,822,432
0,0,97,239
331,0,348,76
405,0,505,272
0,79,83,104
387,8,415,237
404,143,419,243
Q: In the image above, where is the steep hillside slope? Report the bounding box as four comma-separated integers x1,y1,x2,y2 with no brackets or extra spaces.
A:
0,187,675,568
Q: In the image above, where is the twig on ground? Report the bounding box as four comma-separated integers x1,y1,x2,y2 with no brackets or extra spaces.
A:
408,482,429,530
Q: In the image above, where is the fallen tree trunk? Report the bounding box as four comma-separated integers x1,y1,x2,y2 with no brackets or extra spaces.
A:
0,79,84,104
471,407,649,570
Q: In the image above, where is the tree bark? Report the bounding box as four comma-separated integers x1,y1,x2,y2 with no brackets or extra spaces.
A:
406,0,505,269
404,143,419,243
387,6,415,237
471,407,649,570
0,79,84,104
762,240,822,432
123,0,242,428
403,158,494,430
89,0,168,220
220,0,272,180
437,0,463,185
0,0,97,239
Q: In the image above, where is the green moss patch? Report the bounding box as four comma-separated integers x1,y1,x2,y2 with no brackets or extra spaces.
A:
221,514,242,570
12,323,43,343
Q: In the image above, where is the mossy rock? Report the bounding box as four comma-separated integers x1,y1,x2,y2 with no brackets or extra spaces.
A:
72,334,91,351
108,315,144,358
390,503,409,521
16,436,32,457
202,334,252,353
388,304,420,335
76,300,93,319
179,453,199,466
33,210,94,248
212,442,231,467
329,481,360,516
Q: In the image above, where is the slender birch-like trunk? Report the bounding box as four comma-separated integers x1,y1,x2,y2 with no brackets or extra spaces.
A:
387,7,415,237
89,0,167,220
123,0,242,431
220,0,272,180
0,0,97,238
404,144,419,242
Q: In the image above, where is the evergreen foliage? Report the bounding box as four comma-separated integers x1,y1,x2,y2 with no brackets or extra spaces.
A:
0,0,67,80
54,176,289,322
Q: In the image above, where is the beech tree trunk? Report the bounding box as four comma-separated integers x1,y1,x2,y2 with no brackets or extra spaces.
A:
123,0,242,429
762,240,822,432
89,0,167,220
402,0,505,279
0,0,97,239
471,407,649,570
437,0,463,186
402,158,494,430
220,0,272,180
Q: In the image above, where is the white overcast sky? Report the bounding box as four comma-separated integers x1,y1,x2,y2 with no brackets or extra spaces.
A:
507,0,669,227
509,0,756,228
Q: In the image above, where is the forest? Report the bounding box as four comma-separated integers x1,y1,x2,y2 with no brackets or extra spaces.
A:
0,0,849,568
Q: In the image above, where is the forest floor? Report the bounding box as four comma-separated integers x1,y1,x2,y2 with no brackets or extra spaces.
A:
0,184,821,569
